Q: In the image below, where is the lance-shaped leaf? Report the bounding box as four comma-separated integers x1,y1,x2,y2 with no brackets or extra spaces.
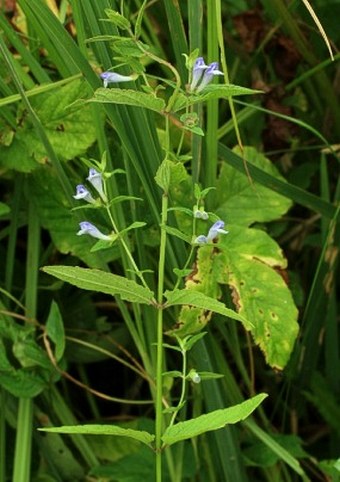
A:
165,289,250,326
162,393,267,446
46,301,65,362
39,424,155,447
172,84,261,112
92,88,166,114
43,266,155,305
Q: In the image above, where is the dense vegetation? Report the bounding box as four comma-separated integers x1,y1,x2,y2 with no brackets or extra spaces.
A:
0,1,339,481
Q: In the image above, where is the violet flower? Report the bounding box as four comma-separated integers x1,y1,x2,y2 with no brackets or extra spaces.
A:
100,71,134,88
87,168,107,202
73,184,96,204
206,220,228,241
77,222,112,241
196,62,223,92
194,220,228,245
190,57,208,92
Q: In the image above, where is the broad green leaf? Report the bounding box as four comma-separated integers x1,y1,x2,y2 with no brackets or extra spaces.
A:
0,341,46,397
0,80,98,172
92,88,165,114
218,232,298,368
162,394,267,445
42,266,155,305
165,289,249,325
39,424,155,446
46,300,65,362
216,146,292,226
172,84,261,112
219,143,337,220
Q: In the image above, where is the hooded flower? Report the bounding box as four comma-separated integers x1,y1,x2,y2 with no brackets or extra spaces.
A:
206,220,228,241
100,71,134,88
87,168,107,202
73,184,96,204
196,62,223,92
194,220,228,244
77,221,112,241
190,57,208,92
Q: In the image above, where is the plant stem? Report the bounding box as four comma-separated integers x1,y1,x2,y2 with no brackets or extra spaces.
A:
155,193,168,482
105,205,151,292
168,348,187,429
12,198,39,482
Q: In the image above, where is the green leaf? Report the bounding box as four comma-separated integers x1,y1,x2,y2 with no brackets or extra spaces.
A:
165,289,249,325
218,232,299,368
197,371,224,380
163,370,182,378
172,84,261,112
216,146,292,226
46,300,65,361
112,38,147,58
120,221,146,235
39,424,155,447
1,80,98,171
183,332,207,351
0,341,46,398
109,195,143,207
104,9,131,30
219,143,337,220
135,0,148,39
163,226,192,244
173,267,193,278
0,202,10,216
162,343,181,352
13,335,51,369
42,266,155,305
155,159,171,191
162,394,267,445
92,88,165,114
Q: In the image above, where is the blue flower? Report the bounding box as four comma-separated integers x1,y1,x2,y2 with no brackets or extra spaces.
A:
87,168,107,202
77,222,112,241
100,71,134,88
194,220,228,244
206,220,228,241
196,62,223,92
73,184,96,204
190,57,208,92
